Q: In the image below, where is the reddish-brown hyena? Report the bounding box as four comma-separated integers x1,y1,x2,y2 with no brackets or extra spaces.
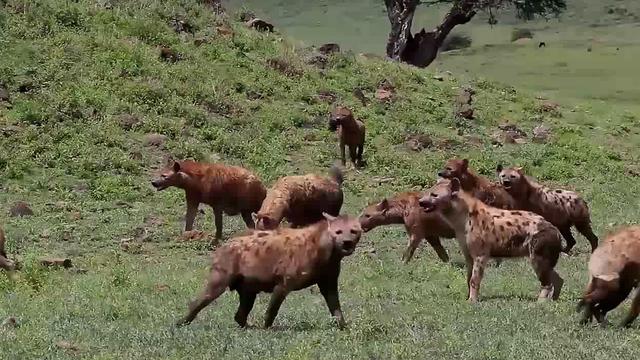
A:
577,226,640,328
418,178,564,303
151,160,267,239
175,213,362,329
438,158,516,210
359,192,453,263
254,166,343,230
496,165,598,253
329,106,365,168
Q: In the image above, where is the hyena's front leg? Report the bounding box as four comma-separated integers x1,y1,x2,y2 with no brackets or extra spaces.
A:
468,256,489,303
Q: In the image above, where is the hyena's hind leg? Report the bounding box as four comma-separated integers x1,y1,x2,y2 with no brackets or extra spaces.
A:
176,270,230,327
575,220,599,253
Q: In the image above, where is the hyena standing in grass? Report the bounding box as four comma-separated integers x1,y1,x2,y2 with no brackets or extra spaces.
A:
438,158,517,210
496,165,598,253
577,226,640,328
359,192,454,263
418,178,564,303
151,160,267,240
175,213,362,329
329,106,365,168
254,166,343,230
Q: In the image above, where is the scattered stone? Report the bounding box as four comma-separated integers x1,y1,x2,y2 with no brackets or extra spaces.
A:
56,341,80,353
142,133,167,148
317,90,337,103
155,284,170,292
375,88,393,102
9,201,33,217
498,123,527,138
245,18,274,32
305,52,328,69
433,75,444,81
352,88,368,106
215,25,233,37
2,316,17,328
179,230,210,242
170,18,194,34
40,257,73,269
456,105,474,120
405,134,433,152
532,124,552,143
193,37,208,47
238,10,256,22
318,43,340,55
267,58,302,77
0,86,9,102
159,47,181,63
117,114,140,130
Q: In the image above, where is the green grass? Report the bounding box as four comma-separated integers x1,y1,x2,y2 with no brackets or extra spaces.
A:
2,0,640,358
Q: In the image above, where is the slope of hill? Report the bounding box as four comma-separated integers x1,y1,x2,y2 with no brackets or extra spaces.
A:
1,0,640,358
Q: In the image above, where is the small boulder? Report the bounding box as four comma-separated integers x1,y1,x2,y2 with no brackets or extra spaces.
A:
159,47,181,63
405,134,433,152
143,133,168,148
246,18,274,32
0,86,9,102
305,53,328,69
532,124,552,143
9,201,33,217
318,43,340,55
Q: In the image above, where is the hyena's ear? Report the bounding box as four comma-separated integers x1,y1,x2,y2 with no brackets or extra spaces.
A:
173,161,181,172
461,159,469,172
323,212,337,221
514,166,524,174
496,164,503,173
450,178,461,196
377,198,389,212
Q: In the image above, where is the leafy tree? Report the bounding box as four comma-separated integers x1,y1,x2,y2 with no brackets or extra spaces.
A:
384,0,566,67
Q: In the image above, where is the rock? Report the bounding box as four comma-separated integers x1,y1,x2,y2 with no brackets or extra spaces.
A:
305,53,328,69
405,134,433,152
456,104,474,120
0,86,9,102
169,18,194,34
118,114,139,130
375,88,393,102
193,37,208,47
159,47,181,62
433,75,444,81
56,341,80,352
245,18,274,32
317,90,337,103
456,87,474,105
215,25,233,37
498,123,527,138
9,201,33,217
143,133,167,148
2,316,17,328
179,230,210,242
352,88,368,106
40,257,73,269
318,43,340,55
540,100,560,112
532,124,552,143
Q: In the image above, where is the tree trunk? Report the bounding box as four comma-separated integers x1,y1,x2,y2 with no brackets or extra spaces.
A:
385,0,477,68
385,0,421,61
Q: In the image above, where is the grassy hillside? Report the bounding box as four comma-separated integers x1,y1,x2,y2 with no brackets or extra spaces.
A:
1,0,640,358
230,0,640,110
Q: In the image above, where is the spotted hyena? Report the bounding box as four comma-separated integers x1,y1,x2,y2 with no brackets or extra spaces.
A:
175,213,362,329
439,158,516,209
496,165,598,253
418,178,564,303
358,192,454,263
577,226,640,328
